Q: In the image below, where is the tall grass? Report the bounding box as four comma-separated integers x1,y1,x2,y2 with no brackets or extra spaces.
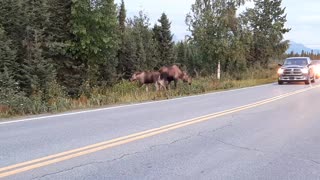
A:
0,67,277,118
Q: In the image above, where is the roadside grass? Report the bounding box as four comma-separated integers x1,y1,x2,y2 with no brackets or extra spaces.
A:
0,67,277,118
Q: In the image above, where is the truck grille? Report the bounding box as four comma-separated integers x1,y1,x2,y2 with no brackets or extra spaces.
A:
283,68,302,76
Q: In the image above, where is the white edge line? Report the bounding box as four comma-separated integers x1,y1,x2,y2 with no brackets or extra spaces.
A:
0,83,274,125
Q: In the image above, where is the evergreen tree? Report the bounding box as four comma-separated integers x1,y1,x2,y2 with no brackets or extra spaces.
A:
46,0,84,96
175,41,187,66
125,11,159,72
0,0,29,89
0,26,18,76
0,67,20,104
20,0,56,95
23,29,56,95
118,27,138,78
118,0,126,34
0,66,30,115
0,0,25,54
153,13,174,67
242,0,290,66
46,0,72,42
117,0,129,78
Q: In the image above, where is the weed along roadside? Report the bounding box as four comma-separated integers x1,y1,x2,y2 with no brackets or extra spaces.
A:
0,67,277,119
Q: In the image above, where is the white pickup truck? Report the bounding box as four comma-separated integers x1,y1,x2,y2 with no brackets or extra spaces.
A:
277,57,315,85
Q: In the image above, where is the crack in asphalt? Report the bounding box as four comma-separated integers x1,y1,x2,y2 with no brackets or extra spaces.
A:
284,153,320,166
196,123,320,167
31,135,194,179
196,123,233,139
30,152,140,180
29,121,320,179
214,138,265,153
213,137,320,167
31,151,145,180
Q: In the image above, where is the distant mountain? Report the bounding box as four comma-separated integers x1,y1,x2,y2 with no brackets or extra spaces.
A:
286,41,320,54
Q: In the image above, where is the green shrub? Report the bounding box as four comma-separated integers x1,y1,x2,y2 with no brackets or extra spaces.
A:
1,67,277,118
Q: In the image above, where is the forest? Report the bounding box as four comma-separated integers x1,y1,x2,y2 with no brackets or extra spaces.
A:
0,0,311,117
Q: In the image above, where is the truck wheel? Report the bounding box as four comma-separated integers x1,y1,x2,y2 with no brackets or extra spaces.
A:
278,81,283,85
305,78,311,85
311,75,315,83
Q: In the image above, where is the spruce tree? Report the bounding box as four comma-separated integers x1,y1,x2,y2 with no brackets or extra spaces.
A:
123,11,159,74
46,0,84,96
0,26,18,76
176,41,187,66
119,28,138,78
118,0,126,34
0,0,29,89
117,0,128,79
153,13,174,67
21,0,56,95
0,0,25,53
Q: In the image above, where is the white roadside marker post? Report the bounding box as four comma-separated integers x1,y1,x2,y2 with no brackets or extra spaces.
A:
217,60,221,80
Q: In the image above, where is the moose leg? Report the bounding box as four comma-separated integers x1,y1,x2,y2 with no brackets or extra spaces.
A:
164,81,168,90
166,80,171,90
158,78,167,91
155,82,160,91
174,80,178,89
145,84,149,92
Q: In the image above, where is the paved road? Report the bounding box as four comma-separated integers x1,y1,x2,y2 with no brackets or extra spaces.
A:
1,82,320,179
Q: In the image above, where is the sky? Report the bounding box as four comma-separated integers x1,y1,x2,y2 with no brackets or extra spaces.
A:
115,0,320,49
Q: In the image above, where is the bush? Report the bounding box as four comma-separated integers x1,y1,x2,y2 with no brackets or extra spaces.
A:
1,66,277,118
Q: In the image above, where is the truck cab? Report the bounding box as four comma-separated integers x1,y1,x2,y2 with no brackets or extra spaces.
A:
277,57,315,85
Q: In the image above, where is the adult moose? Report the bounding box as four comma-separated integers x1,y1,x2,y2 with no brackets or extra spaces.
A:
130,71,161,92
158,64,192,90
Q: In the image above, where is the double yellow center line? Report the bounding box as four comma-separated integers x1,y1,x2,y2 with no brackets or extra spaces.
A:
1,85,319,178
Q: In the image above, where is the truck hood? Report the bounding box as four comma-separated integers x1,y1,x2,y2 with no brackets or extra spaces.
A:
281,65,307,69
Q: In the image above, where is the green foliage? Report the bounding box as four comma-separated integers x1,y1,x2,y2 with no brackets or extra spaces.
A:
186,0,244,74
153,13,174,67
117,11,160,78
1,66,277,117
0,0,28,89
0,67,31,115
117,27,138,78
71,0,119,85
118,0,126,34
117,0,127,78
0,26,18,76
241,0,290,66
45,0,83,96
186,0,289,73
0,0,291,117
22,28,56,95
0,0,26,52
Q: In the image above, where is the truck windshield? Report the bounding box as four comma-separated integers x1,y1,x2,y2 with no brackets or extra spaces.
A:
284,59,308,66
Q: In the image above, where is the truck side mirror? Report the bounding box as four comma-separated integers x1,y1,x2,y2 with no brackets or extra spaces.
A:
278,64,282,67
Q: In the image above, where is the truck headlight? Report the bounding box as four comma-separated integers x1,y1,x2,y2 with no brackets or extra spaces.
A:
315,67,320,74
277,68,284,74
301,68,309,74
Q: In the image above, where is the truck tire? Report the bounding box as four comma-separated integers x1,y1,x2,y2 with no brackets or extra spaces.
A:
311,75,315,83
305,78,311,85
278,80,284,85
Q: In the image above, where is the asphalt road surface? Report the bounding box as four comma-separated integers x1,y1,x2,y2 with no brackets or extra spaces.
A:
1,82,320,180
